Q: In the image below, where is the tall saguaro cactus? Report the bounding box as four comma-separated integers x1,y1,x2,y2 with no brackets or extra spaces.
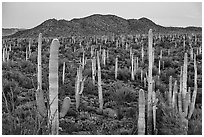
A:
97,51,103,111
36,33,46,118
49,39,60,135
147,29,153,134
182,53,188,98
188,54,197,119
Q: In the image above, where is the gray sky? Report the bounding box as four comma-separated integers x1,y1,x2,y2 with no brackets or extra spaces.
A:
2,2,202,29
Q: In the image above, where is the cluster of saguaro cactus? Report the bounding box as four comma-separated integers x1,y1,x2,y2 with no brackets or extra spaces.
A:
167,53,197,134
36,33,47,119
138,29,158,135
35,34,71,135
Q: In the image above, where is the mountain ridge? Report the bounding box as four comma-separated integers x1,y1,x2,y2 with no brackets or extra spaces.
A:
3,14,202,38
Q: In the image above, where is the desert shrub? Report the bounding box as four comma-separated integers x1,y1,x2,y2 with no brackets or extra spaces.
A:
196,54,202,61
188,108,202,135
161,57,174,68
160,68,176,84
156,96,187,135
118,67,131,81
110,86,137,104
83,77,97,96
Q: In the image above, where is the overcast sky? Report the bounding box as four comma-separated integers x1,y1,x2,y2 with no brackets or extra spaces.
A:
2,2,202,29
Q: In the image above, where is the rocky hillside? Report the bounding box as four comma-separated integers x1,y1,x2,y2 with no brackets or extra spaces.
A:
4,14,202,38
2,28,25,36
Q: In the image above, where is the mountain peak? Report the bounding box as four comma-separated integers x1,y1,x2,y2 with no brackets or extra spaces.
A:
138,17,156,25
4,14,202,38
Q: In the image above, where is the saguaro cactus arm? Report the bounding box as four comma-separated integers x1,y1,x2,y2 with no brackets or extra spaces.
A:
60,97,71,118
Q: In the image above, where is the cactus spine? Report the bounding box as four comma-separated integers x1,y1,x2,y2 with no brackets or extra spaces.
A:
36,33,46,118
97,51,103,111
147,29,153,134
49,39,59,135
138,89,145,135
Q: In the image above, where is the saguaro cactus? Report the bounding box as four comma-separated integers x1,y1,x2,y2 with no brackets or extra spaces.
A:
182,53,188,99
138,89,145,135
97,51,103,111
62,62,66,84
49,39,60,135
168,76,172,106
147,29,153,134
141,45,144,63
172,80,178,110
92,56,96,84
188,54,197,119
28,38,32,58
82,51,85,69
3,48,5,62
169,53,197,134
36,33,46,118
131,54,134,80
75,65,82,110
115,57,118,80
60,97,71,118
158,59,161,75
102,49,106,66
